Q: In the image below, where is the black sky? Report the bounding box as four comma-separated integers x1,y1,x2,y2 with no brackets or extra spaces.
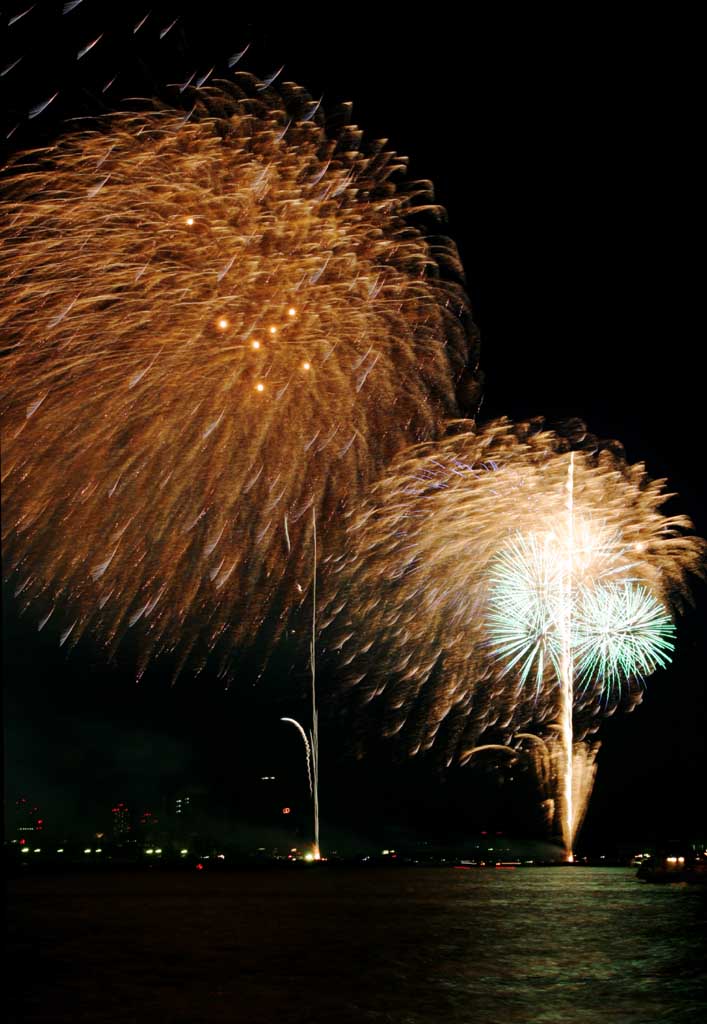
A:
2,3,704,851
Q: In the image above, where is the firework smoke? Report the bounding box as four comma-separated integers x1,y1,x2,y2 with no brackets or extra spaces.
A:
1,76,476,679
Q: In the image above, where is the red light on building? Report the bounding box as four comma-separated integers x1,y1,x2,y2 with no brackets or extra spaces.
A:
196,863,204,871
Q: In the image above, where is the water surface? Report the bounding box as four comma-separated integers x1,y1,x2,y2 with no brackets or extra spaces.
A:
7,867,706,1023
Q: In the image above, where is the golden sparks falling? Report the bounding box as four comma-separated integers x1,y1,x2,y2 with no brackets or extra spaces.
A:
0,76,476,680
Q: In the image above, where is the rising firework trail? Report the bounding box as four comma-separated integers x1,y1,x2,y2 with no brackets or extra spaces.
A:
310,507,320,859
323,418,703,853
0,74,476,680
281,508,321,859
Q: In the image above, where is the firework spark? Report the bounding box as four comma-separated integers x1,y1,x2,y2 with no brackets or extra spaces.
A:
572,583,676,693
485,529,676,695
323,417,703,780
0,76,476,679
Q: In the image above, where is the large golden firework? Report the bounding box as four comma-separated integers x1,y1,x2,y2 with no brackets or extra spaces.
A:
0,76,476,679
322,417,703,765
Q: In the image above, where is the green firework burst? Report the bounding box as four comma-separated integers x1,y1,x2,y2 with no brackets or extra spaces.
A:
485,530,676,696
573,582,675,693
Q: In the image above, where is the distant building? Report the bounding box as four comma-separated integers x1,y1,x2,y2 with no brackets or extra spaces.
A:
174,795,191,818
16,797,44,837
111,802,131,839
136,809,160,841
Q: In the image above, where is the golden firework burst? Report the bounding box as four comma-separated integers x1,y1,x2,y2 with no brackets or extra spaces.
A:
1,76,477,679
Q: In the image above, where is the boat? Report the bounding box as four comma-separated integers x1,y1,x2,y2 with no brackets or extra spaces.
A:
636,853,707,884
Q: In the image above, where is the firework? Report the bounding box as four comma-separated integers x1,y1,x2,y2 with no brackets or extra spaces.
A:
486,531,676,695
323,417,702,778
459,731,600,846
485,505,678,855
485,531,566,693
572,583,675,693
0,75,476,679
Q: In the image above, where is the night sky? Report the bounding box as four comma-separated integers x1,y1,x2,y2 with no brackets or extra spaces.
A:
2,3,704,853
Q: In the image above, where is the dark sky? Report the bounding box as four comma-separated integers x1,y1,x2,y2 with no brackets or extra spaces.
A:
2,3,704,852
